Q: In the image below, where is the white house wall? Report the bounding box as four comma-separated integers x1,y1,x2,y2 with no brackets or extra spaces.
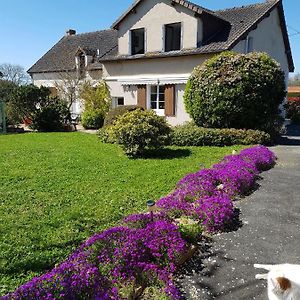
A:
117,0,202,55
233,7,289,83
104,54,211,125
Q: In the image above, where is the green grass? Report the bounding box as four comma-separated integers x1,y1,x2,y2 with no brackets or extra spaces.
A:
0,132,244,295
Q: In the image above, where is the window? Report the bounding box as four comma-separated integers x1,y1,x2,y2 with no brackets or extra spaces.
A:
151,85,165,113
165,23,181,52
78,53,86,78
117,97,124,106
131,28,145,55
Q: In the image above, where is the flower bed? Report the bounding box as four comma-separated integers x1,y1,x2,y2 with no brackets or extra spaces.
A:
3,146,276,300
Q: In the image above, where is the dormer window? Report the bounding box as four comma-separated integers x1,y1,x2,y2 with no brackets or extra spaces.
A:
78,53,86,78
131,28,145,55
164,22,181,52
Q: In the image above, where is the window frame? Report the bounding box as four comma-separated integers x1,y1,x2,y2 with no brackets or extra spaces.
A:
130,28,146,55
164,22,182,52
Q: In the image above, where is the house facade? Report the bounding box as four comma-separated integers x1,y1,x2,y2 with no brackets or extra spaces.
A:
28,0,294,126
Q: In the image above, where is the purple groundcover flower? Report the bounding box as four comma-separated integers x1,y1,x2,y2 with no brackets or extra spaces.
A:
194,195,234,232
240,145,276,171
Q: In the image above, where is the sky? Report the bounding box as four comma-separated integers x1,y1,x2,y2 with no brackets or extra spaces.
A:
0,0,299,76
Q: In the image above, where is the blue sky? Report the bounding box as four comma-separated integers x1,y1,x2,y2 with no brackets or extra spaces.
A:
0,0,299,76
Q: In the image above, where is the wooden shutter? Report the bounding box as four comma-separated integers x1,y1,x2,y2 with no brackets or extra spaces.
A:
165,84,175,117
137,85,147,109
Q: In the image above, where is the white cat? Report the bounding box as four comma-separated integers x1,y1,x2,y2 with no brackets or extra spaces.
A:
254,264,300,300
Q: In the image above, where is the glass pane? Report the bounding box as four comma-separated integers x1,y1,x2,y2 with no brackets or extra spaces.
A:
131,28,145,55
159,86,165,93
165,23,181,52
151,85,157,94
151,102,157,109
159,102,165,109
151,94,157,102
159,94,165,101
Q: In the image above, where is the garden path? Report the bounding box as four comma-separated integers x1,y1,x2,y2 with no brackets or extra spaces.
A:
178,125,300,299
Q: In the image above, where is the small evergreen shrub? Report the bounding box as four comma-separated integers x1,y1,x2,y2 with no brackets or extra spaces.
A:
109,109,171,157
170,123,271,146
184,51,286,135
104,105,143,127
285,101,300,124
81,110,104,129
30,98,68,132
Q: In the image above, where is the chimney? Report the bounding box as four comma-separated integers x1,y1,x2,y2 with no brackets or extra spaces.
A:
66,29,76,36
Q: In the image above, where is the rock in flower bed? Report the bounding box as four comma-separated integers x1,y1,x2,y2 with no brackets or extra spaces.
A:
2,146,276,300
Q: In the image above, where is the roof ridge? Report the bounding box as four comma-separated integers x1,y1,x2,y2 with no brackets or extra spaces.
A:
66,28,115,38
215,0,277,13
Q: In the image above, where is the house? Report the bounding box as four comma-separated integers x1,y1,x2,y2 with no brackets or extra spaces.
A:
28,0,294,126
288,86,300,102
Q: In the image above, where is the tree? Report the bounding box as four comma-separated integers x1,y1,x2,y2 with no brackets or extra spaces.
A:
6,84,68,130
184,51,286,135
54,70,81,112
289,73,300,86
0,80,17,103
0,63,31,85
79,80,111,129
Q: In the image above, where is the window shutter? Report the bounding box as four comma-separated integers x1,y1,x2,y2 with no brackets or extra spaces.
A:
165,84,175,117
137,85,147,109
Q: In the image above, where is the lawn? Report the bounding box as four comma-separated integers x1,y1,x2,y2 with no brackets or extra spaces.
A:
0,132,244,295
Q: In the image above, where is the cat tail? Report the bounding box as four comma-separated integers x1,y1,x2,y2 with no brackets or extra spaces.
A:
254,264,274,271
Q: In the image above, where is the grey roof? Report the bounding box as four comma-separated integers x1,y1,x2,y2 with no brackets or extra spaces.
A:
28,30,118,74
28,0,294,74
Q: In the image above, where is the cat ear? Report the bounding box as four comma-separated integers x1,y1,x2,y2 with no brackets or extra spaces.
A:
276,277,291,292
254,264,273,271
256,274,268,280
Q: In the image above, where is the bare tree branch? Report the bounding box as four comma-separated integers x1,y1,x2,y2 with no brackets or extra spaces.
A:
0,63,31,85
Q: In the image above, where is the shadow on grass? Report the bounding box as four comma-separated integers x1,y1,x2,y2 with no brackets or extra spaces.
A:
138,148,192,160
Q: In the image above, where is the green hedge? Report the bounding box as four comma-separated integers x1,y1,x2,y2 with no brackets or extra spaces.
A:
170,123,271,146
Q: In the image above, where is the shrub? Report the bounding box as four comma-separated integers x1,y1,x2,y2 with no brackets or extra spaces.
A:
104,105,143,127
184,51,286,135
81,109,104,129
170,122,272,146
109,109,171,157
30,98,69,132
6,84,53,126
285,101,300,124
80,81,111,129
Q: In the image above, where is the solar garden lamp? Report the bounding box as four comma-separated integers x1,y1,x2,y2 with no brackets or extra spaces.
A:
147,200,156,221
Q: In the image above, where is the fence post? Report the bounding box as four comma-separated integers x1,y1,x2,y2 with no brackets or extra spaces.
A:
0,101,6,134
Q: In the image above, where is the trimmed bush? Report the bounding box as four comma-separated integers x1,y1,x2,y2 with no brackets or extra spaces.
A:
170,123,271,146
285,101,300,124
109,109,171,157
81,109,104,129
184,51,286,135
30,98,69,132
104,105,143,127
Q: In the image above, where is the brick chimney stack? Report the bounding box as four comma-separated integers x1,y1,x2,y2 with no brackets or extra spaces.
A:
66,29,76,36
